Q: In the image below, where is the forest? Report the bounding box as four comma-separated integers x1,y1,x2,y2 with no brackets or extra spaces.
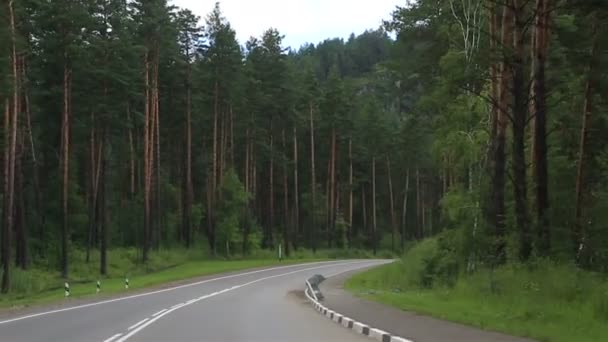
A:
0,0,607,300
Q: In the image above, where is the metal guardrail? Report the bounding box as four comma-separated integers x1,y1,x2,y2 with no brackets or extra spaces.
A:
305,274,326,301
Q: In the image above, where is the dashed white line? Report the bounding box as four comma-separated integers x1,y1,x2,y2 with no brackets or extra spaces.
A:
102,333,123,342
151,309,167,317
128,318,149,331
170,303,185,309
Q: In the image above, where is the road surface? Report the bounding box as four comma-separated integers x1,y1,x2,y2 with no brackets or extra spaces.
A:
0,260,389,342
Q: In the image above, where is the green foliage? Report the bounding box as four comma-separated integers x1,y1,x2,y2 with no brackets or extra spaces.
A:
347,240,608,342
217,169,249,255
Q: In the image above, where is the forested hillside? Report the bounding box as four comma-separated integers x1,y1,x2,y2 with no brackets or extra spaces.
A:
1,0,607,296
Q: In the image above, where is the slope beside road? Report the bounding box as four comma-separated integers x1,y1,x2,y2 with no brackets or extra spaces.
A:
0,260,389,342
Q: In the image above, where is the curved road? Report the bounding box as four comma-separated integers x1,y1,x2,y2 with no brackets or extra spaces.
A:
0,260,390,342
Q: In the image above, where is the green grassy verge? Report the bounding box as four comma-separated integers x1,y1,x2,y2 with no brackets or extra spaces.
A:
1,247,388,310
345,239,608,342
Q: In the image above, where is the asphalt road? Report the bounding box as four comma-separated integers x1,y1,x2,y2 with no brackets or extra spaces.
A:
0,260,390,342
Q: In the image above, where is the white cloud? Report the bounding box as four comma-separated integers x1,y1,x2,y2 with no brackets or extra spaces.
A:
170,0,401,48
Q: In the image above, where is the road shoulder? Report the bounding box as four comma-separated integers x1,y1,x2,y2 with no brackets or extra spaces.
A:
319,270,535,342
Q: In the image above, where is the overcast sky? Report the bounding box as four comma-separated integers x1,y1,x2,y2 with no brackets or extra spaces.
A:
170,0,402,49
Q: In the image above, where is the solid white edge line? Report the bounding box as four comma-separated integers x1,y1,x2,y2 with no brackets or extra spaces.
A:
128,318,149,331
0,260,347,325
102,333,123,342
114,260,374,342
151,309,167,317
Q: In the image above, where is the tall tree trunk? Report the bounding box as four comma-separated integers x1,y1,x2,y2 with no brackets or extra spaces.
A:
86,115,102,263
99,129,107,275
127,104,135,198
371,157,377,255
326,163,330,246
533,0,551,255
328,127,337,247
361,184,367,238
142,52,151,262
268,131,274,248
2,0,19,292
574,17,599,262
230,105,234,169
421,184,426,237
484,1,499,240
493,0,514,266
416,167,421,239
245,128,250,193
154,67,161,249
489,2,499,146
401,168,410,250
387,157,396,252
293,126,300,249
206,175,215,254
208,80,219,254
309,102,316,251
327,139,333,247
23,75,43,254
182,63,193,248
282,129,290,256
348,137,353,248
242,128,251,255
60,60,71,278
219,110,226,188
512,0,531,261
2,100,10,293
15,128,27,269
252,140,257,223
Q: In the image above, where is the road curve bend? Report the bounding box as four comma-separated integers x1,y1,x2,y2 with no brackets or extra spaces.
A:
0,260,390,342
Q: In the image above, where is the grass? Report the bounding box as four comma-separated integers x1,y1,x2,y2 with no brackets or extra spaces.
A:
0,246,388,310
345,239,608,342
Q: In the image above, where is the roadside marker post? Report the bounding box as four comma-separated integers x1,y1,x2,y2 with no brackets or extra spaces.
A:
278,244,282,262
64,282,70,297
125,277,129,289
96,280,101,294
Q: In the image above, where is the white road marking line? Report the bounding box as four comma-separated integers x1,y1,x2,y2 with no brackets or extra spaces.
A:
170,303,184,309
102,333,123,342
323,260,392,279
128,318,149,331
0,260,346,325
114,260,376,342
151,309,167,317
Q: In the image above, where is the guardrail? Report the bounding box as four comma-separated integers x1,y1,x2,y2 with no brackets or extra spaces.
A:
305,274,326,301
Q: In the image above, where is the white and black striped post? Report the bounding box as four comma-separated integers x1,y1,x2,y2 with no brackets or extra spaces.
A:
64,282,70,297
96,280,101,294
278,243,282,262
125,277,129,289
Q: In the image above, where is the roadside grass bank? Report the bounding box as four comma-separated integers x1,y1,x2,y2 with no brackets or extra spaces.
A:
0,247,391,310
345,236,608,342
